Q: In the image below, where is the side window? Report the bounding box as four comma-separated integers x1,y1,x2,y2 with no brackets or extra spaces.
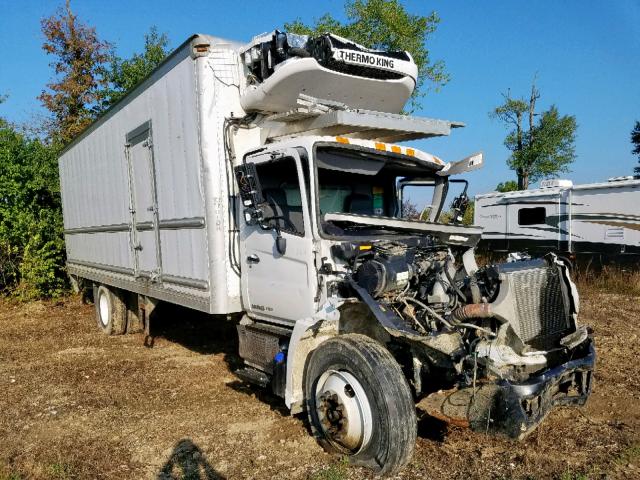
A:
518,207,546,225
400,184,436,220
255,157,305,236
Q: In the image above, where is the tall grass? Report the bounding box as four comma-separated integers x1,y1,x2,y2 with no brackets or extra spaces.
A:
476,251,640,297
574,265,640,297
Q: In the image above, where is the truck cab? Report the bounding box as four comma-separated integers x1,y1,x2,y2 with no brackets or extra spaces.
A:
233,132,594,474
238,136,476,325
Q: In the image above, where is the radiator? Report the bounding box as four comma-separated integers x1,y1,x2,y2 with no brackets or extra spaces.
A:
504,266,572,350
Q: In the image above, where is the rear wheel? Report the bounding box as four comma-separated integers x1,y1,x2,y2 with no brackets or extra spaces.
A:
94,284,127,335
304,334,416,476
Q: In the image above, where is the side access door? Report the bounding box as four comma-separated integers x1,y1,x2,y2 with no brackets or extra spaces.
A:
125,121,162,280
238,149,316,324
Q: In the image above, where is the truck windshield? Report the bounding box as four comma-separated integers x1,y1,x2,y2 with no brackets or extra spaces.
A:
315,145,442,236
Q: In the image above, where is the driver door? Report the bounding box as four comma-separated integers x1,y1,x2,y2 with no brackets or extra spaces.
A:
239,149,316,324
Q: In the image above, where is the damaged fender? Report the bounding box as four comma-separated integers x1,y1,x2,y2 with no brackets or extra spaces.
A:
284,300,341,413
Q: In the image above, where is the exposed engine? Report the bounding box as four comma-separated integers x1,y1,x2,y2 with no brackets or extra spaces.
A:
333,239,590,386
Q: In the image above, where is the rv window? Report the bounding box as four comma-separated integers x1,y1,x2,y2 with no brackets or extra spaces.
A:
518,207,546,225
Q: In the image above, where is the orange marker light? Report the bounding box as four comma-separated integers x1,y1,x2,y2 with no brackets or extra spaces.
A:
375,142,386,151
391,145,401,153
335,136,350,144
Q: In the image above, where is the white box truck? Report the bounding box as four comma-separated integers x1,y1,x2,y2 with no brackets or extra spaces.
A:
59,31,595,475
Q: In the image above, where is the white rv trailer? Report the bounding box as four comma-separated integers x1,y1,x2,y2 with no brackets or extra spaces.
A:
59,31,594,475
475,177,640,263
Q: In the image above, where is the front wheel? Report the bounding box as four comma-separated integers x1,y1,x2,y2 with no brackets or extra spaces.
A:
304,334,416,475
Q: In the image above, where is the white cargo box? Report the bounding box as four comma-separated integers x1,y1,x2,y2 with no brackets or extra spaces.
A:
60,35,244,314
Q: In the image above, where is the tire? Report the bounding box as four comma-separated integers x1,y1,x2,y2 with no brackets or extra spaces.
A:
94,284,127,335
304,334,416,476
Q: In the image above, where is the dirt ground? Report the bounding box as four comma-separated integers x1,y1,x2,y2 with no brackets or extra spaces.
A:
1,287,639,480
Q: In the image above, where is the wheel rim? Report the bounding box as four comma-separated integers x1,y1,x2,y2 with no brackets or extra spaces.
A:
315,369,373,453
98,291,109,327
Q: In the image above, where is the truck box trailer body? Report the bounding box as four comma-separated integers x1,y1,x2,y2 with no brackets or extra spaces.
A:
474,177,640,263
59,32,595,475
61,35,244,314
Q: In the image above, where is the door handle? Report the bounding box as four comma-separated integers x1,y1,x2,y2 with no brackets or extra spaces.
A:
247,254,260,264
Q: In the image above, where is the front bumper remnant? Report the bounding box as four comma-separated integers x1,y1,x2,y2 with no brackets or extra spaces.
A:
418,340,595,439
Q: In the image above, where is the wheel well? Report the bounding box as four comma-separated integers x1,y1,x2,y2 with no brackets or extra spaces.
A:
337,301,390,345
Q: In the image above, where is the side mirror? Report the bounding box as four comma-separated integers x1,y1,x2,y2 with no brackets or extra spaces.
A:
451,193,470,224
235,163,265,225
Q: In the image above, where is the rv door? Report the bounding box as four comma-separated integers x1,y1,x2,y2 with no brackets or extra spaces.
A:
559,189,573,253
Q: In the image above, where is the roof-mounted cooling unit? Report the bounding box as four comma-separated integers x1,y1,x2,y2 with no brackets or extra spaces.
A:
239,31,418,114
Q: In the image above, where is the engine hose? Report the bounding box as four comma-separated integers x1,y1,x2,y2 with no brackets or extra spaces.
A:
451,303,497,337
402,296,454,329
454,322,496,338
445,258,467,302
451,303,493,322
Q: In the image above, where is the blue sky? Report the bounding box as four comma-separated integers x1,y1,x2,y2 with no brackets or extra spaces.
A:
1,0,639,198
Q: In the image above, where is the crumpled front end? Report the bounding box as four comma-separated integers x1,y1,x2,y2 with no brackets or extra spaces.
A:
417,255,595,438
333,237,594,439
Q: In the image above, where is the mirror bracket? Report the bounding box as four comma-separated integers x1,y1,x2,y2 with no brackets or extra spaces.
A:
274,226,287,255
235,162,265,224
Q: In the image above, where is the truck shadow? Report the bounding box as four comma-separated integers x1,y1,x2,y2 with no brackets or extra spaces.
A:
148,302,288,415
149,302,243,367
416,414,449,442
157,438,225,479
148,302,450,441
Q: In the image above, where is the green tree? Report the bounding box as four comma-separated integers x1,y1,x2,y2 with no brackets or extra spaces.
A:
496,180,518,192
39,0,112,144
491,80,577,189
461,200,474,226
631,120,640,175
401,198,420,220
0,117,66,298
286,0,449,110
100,26,171,110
